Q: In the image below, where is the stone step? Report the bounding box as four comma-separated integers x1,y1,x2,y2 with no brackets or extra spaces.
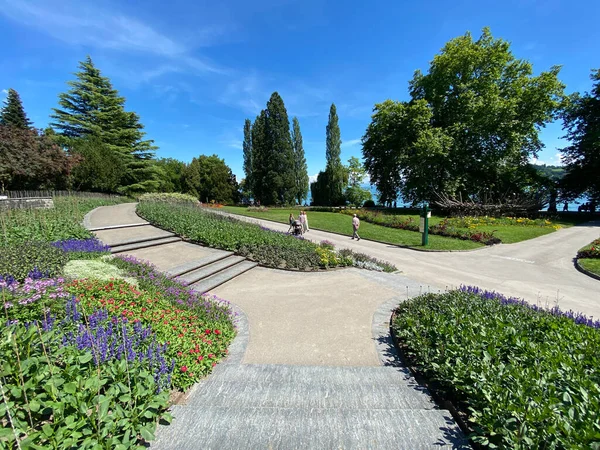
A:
204,363,417,386
103,230,175,247
166,251,235,278
153,407,468,450
110,236,182,254
88,222,150,232
176,255,247,285
191,260,258,293
185,378,435,410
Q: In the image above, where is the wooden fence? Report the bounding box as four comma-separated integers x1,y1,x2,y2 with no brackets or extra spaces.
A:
0,190,121,199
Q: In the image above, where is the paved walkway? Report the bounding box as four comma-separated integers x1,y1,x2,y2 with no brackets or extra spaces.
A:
218,211,600,319
85,204,468,448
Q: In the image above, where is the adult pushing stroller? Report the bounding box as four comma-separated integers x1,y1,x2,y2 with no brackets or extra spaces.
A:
291,220,303,236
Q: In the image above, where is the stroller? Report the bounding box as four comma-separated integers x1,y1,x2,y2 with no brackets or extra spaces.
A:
291,220,303,236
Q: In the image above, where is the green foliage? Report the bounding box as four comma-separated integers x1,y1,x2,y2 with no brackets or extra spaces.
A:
344,185,372,207
63,259,138,285
137,201,332,269
0,126,76,191
183,154,239,204
291,117,309,205
242,118,253,197
69,136,126,192
578,258,600,276
0,88,33,129
153,158,186,193
310,170,329,206
0,241,68,281
324,104,346,206
1,323,170,449
363,28,565,204
0,196,124,246
251,93,296,205
393,290,600,448
577,238,600,259
139,192,199,206
560,69,600,203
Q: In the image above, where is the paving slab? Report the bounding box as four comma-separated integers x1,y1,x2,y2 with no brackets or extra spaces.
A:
122,241,223,273
213,267,407,366
94,226,174,246
85,203,147,228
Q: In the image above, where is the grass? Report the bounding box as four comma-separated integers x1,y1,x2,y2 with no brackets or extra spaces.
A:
579,258,600,276
221,206,483,251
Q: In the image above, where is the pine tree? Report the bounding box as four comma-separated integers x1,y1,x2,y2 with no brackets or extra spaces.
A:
0,88,33,129
264,92,295,205
51,56,158,194
251,110,267,203
325,103,345,205
291,117,309,204
242,118,253,196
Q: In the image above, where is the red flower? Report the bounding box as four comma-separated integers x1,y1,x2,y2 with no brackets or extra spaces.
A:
214,329,221,335
208,353,214,359
177,352,183,356
205,329,212,335
197,356,204,361
178,333,184,338
181,366,188,372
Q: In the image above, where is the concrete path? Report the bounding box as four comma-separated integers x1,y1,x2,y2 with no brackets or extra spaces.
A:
218,210,600,319
85,204,468,448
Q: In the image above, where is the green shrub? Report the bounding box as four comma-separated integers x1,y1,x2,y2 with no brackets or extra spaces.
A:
62,259,138,285
393,289,600,448
138,192,199,206
0,241,68,281
577,238,600,259
363,199,375,207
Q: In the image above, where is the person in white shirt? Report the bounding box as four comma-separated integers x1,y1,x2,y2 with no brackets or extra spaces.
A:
352,214,360,240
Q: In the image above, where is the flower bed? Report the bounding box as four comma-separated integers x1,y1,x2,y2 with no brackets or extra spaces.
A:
138,192,199,206
577,238,600,259
392,287,600,448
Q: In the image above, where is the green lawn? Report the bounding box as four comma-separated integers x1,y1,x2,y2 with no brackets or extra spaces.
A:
578,258,600,277
221,207,483,251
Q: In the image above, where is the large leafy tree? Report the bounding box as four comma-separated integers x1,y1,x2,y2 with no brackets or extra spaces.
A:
291,117,309,204
325,104,346,205
242,118,253,197
0,89,33,129
344,156,372,206
50,56,159,194
363,28,565,204
69,136,125,192
560,69,600,207
183,154,239,204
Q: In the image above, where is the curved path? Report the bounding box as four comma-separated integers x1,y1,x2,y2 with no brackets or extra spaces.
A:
85,204,468,449
218,210,600,319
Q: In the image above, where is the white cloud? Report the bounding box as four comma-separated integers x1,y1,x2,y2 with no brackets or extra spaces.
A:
1,89,8,95
0,0,226,75
341,138,361,148
530,152,565,166
308,173,319,184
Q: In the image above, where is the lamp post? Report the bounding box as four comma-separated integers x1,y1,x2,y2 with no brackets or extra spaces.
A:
420,202,430,246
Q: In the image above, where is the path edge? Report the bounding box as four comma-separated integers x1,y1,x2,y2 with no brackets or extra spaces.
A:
575,258,600,281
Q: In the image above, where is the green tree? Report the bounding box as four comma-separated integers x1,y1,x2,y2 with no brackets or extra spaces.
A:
310,170,329,206
251,110,267,203
0,89,33,129
344,156,372,206
242,118,253,197
291,117,309,204
69,136,125,192
363,28,565,204
50,56,159,194
184,155,239,204
154,158,186,192
325,103,345,205
560,69,600,207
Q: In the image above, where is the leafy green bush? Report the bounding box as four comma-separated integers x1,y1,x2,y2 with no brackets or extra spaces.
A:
363,199,376,207
337,248,397,272
0,241,68,281
137,202,330,269
138,192,199,206
393,289,600,448
0,196,125,246
577,238,600,259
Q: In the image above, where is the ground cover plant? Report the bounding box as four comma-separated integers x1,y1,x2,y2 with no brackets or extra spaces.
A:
576,238,600,277
0,196,127,246
221,206,482,250
137,201,350,269
137,192,199,206
392,287,600,448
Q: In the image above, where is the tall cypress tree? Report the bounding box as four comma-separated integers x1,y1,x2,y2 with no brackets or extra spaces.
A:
51,56,159,194
291,117,309,204
251,110,267,203
242,118,253,196
325,103,345,205
0,89,33,129
263,92,295,205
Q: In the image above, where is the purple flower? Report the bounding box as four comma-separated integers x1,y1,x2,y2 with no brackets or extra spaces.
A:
51,238,110,253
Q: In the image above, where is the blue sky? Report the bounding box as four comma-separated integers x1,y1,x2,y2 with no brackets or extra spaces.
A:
1,0,599,183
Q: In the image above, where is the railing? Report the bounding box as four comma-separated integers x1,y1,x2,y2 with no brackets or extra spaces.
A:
0,190,121,199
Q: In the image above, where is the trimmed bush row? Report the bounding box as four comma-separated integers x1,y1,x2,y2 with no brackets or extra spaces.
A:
341,209,501,245
392,287,600,448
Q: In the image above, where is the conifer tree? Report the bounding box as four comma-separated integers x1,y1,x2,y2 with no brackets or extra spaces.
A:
242,118,253,196
325,103,345,205
251,110,267,203
0,88,33,129
291,117,309,204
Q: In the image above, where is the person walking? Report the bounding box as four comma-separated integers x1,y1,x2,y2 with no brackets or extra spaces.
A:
288,213,296,233
298,211,305,235
302,211,309,233
352,214,360,240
